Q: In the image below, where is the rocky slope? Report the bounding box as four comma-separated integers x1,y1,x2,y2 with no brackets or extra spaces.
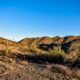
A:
0,36,79,80
0,52,79,80
18,36,80,59
0,36,80,60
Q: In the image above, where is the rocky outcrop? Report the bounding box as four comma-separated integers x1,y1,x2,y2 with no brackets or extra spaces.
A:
39,43,61,51
62,39,80,61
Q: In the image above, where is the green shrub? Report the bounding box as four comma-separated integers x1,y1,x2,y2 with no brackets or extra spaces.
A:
4,48,12,55
48,49,65,56
3,40,12,56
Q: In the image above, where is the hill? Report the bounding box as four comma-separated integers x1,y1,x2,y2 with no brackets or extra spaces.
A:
0,36,79,80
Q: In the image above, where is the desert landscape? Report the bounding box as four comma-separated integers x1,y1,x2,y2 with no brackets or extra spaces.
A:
0,36,79,80
0,0,80,80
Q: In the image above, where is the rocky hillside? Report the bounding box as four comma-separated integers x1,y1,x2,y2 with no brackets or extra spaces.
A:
18,36,80,59
0,36,80,80
0,36,79,64
0,36,80,55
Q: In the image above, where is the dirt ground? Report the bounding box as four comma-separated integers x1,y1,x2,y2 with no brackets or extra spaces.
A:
0,55,79,80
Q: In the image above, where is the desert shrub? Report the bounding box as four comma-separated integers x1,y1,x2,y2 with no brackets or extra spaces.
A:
3,48,12,56
47,49,65,56
29,46,36,52
28,43,40,54
18,46,28,53
3,40,12,56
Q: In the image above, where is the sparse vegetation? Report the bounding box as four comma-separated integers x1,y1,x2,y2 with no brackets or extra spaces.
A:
3,40,11,56
48,49,65,56
0,36,79,80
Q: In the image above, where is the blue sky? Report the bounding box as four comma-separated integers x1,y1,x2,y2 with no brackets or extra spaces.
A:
0,0,80,41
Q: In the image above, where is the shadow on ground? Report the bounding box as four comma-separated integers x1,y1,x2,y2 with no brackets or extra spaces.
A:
12,53,80,68
15,54,64,64
0,50,79,68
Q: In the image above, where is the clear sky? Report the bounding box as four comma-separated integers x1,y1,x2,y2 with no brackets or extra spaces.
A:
0,0,80,41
